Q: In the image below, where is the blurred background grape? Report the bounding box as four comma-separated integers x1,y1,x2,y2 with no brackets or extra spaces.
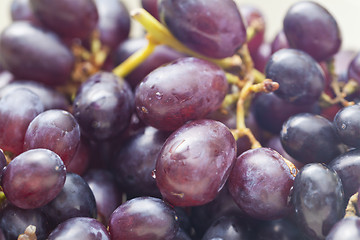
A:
1,0,360,50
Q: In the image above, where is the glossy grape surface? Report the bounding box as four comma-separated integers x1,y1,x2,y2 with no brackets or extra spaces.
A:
280,113,343,164
265,48,325,105
24,109,81,166
283,1,341,61
135,57,228,131
108,197,179,240
333,104,360,147
156,119,236,206
0,22,74,86
0,88,44,155
48,217,110,240
228,147,296,220
30,0,99,39
292,163,345,240
326,216,360,240
73,71,134,140
158,0,247,58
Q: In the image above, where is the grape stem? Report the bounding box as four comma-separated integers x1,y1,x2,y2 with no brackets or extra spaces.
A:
17,225,37,240
345,192,358,218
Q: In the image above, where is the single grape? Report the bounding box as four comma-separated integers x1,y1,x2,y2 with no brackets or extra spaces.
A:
270,30,289,54
94,0,130,49
265,48,325,105
328,148,360,200
155,119,236,206
73,71,134,140
0,22,74,86
280,113,343,164
292,163,345,240
41,172,97,227
10,0,39,24
135,57,228,131
283,1,341,61
158,0,247,58
30,0,99,39
48,217,110,240
108,197,179,240
84,169,122,225
24,109,81,166
114,38,184,89
228,147,296,220
0,88,44,155
0,205,48,240
326,216,360,240
333,104,360,147
251,42,271,73
111,126,169,198
2,149,66,209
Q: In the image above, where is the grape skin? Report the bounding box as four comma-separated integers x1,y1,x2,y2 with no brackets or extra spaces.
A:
333,104,360,147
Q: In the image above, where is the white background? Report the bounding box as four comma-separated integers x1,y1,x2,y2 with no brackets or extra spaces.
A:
0,0,360,51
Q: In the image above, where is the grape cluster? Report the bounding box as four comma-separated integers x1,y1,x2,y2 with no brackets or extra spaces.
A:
1,0,360,239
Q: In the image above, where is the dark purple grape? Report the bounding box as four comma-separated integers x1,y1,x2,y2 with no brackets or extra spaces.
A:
283,1,341,62
292,163,345,240
48,217,110,240
0,88,44,155
108,197,179,240
251,42,271,73
326,216,360,240
73,71,134,140
141,0,159,20
84,169,122,225
333,104,360,147
114,38,184,89
158,0,247,58
41,172,97,227
30,0,99,39
228,147,296,220
111,126,169,198
255,218,308,240
2,149,66,209
135,57,228,131
66,137,90,175
94,0,130,49
0,80,69,110
24,109,81,166
155,119,236,207
10,0,39,24
0,205,48,240
280,113,343,164
252,92,317,134
0,22,74,86
328,148,360,200
265,48,325,105
271,30,289,54
348,52,360,85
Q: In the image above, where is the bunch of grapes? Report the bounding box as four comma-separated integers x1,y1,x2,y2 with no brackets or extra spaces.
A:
0,0,360,239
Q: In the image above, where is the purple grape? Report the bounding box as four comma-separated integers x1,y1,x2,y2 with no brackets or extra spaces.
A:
228,147,296,220
84,169,122,225
283,1,341,62
108,196,179,240
111,126,169,198
66,137,90,176
0,80,69,110
48,217,110,240
155,119,236,207
30,0,99,39
292,163,345,240
41,172,97,227
280,113,343,164
23,109,80,166
141,0,159,20
265,48,325,105
94,0,130,49
135,57,228,131
333,104,360,147
348,52,360,84
0,88,44,155
114,38,184,89
271,30,289,54
251,42,271,73
0,205,48,240
329,148,360,200
2,149,66,209
0,22,74,86
10,0,39,24
158,0,247,58
73,71,134,140
326,217,360,240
